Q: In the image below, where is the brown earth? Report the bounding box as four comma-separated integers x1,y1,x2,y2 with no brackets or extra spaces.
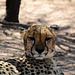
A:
0,0,75,75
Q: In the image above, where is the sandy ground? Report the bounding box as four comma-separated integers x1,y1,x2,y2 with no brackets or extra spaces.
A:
0,0,75,75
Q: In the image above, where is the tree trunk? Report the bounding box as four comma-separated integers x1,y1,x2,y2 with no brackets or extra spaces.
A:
4,0,21,22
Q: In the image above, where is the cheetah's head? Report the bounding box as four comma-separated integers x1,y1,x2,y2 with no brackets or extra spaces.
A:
21,25,59,60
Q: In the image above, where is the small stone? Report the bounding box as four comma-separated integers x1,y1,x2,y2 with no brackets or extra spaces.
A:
3,29,12,36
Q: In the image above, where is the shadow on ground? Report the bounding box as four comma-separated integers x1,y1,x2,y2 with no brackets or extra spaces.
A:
56,25,75,75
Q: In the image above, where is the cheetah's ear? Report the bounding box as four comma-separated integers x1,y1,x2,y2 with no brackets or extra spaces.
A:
50,25,59,36
19,27,27,38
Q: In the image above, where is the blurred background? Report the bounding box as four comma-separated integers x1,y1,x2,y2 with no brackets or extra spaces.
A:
0,0,75,75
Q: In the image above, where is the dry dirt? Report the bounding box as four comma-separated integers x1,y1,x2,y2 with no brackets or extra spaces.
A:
0,0,75,75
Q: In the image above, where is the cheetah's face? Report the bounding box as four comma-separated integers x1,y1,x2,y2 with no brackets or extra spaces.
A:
22,25,59,60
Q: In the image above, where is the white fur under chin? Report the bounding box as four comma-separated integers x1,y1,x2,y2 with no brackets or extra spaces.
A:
34,54,45,60
35,57,44,60
33,50,55,60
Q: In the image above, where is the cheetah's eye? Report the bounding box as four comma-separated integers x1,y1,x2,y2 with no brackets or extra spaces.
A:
28,37,35,41
45,37,51,41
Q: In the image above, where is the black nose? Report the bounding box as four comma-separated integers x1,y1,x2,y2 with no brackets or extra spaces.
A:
36,48,44,54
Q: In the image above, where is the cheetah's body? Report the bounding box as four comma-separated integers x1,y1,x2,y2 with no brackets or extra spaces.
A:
0,55,64,75
0,25,65,75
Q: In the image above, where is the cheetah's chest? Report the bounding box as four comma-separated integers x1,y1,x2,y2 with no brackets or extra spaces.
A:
15,57,59,75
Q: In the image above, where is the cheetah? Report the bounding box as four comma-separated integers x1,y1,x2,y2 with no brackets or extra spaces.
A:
0,25,65,75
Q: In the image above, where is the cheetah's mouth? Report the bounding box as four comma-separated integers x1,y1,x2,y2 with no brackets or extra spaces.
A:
34,54,45,60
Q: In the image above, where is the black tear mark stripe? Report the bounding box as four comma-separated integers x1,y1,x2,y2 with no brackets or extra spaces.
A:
31,33,35,56
45,33,48,55
45,41,48,55
31,41,35,55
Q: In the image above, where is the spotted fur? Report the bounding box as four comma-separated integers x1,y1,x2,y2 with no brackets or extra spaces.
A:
0,25,65,75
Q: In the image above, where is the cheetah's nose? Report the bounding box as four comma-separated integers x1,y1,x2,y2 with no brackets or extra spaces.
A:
36,48,44,54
